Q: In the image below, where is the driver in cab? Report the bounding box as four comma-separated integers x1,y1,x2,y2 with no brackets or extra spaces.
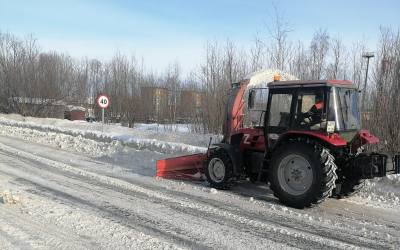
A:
299,92,325,129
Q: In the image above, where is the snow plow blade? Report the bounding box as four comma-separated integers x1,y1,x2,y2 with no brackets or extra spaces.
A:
156,153,207,181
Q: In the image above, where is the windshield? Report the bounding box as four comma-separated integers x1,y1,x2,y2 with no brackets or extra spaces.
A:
331,87,361,131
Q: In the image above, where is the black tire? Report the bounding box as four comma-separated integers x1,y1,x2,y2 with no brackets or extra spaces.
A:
269,142,337,208
205,148,234,189
332,178,365,198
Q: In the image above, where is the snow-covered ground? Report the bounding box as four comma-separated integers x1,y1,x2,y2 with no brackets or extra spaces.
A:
0,113,399,249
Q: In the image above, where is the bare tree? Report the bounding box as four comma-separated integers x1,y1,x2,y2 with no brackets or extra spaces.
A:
309,29,330,79
250,35,264,72
365,27,400,153
329,37,345,79
164,62,181,123
289,41,309,79
266,3,292,71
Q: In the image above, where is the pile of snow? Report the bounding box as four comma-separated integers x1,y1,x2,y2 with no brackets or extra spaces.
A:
243,69,298,127
349,176,400,209
0,114,211,156
0,124,125,158
0,113,217,148
243,69,298,102
66,105,86,111
134,123,192,134
245,69,298,89
0,190,20,205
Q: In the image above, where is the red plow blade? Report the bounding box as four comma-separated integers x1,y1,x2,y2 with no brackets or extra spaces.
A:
156,153,207,181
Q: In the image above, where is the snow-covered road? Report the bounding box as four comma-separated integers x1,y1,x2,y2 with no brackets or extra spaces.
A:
0,116,399,249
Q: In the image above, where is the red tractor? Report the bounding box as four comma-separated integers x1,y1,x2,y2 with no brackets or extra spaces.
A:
157,76,400,208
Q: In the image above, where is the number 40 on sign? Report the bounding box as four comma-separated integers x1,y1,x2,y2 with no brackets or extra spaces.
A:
97,94,110,124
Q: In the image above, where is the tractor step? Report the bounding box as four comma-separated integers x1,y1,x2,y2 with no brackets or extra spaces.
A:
256,159,269,182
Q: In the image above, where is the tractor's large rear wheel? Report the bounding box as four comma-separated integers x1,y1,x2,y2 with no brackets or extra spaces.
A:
205,148,233,189
269,142,337,208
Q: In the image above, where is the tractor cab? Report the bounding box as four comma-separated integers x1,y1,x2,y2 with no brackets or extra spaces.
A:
263,80,362,148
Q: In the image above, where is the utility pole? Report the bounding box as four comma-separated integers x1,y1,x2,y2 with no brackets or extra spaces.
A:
361,52,374,112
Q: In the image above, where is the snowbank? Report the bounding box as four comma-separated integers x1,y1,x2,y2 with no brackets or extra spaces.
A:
0,116,207,155
349,176,400,209
0,190,20,204
245,68,298,89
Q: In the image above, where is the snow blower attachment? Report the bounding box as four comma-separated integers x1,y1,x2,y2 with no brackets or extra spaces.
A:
156,70,400,208
155,80,248,181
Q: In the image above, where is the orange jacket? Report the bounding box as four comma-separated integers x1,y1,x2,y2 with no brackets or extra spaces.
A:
314,101,324,110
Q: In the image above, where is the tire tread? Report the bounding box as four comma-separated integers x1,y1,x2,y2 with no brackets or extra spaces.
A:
269,140,337,208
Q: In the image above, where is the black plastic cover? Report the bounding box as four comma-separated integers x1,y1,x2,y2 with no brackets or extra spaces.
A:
352,153,387,179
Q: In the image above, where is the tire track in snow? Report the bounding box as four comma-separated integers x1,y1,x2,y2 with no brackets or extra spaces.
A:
0,149,287,249
0,227,31,250
114,175,399,249
0,204,94,249
0,154,297,249
0,160,209,250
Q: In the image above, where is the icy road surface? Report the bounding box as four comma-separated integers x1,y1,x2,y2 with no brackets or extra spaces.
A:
0,117,399,249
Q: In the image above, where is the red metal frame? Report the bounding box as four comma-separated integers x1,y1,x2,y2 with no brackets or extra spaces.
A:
358,129,380,144
235,127,265,152
223,82,248,142
279,131,348,147
156,153,206,181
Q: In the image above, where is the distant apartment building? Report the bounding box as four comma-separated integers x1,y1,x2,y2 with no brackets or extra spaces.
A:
140,86,169,122
179,90,204,120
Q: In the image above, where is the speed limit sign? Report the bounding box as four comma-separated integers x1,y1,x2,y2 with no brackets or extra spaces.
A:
97,94,110,126
97,94,110,109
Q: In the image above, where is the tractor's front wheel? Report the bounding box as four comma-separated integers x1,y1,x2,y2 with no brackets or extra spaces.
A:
205,148,234,189
269,142,337,208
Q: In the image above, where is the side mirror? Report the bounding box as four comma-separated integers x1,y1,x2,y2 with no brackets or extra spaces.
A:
248,89,255,109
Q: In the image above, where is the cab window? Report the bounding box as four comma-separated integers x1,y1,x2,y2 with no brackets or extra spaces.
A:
294,90,326,130
268,93,293,127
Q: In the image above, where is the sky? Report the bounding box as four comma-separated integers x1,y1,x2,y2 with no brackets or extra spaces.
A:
0,0,399,75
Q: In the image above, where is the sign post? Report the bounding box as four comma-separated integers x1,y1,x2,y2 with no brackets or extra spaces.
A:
96,94,110,131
